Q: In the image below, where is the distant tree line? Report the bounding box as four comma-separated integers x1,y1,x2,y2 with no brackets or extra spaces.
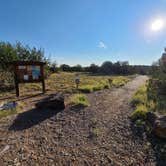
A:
58,61,151,75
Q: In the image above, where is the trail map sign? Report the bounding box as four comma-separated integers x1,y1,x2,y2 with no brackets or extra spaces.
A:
9,61,46,97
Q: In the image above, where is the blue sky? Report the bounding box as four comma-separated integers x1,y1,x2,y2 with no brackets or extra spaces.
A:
0,0,166,66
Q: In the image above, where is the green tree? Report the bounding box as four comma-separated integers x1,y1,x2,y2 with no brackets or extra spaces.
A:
0,41,47,70
89,64,99,73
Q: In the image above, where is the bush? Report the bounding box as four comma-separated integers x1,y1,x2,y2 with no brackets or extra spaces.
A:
69,94,90,107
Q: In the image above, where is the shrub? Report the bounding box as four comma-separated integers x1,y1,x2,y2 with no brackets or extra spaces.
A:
69,94,90,107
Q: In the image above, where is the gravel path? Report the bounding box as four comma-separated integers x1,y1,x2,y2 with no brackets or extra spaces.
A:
0,75,161,166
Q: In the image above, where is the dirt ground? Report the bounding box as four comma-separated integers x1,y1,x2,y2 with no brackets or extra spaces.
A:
0,75,165,166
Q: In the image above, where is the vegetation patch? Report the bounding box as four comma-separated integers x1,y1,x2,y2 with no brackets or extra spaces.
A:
0,70,130,97
78,85,93,93
131,85,147,107
89,117,99,138
131,81,166,121
131,104,148,120
78,76,129,93
111,76,129,88
131,84,150,121
69,94,90,107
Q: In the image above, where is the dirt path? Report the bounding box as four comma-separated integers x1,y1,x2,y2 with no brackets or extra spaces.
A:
0,75,161,166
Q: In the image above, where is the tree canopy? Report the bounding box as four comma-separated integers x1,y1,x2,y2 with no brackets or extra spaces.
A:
0,42,47,70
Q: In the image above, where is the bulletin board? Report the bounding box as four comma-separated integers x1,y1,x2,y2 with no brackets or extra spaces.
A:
8,61,46,97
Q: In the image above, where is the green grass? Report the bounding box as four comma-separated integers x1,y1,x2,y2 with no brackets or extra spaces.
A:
131,104,148,120
131,85,147,107
111,76,129,87
0,109,17,119
78,75,129,93
78,85,93,93
69,94,90,107
131,85,149,120
130,83,165,120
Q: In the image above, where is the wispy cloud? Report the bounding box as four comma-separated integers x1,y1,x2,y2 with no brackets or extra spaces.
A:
98,41,107,49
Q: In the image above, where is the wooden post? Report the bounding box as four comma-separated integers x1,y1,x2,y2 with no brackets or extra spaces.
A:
14,65,19,97
41,65,45,93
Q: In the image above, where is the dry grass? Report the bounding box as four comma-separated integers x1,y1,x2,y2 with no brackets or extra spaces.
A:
0,72,130,97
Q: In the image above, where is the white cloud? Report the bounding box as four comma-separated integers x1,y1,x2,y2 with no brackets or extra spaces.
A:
98,41,107,49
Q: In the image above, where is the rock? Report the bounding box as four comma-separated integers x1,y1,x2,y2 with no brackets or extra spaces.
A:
36,94,65,110
154,116,166,139
146,112,157,125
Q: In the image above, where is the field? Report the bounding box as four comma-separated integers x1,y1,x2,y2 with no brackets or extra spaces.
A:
0,72,131,118
0,72,131,98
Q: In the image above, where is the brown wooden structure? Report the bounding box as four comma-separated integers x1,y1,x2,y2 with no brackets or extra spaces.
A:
8,61,46,97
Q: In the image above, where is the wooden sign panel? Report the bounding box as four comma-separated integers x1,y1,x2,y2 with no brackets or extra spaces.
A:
9,61,46,97
16,65,42,82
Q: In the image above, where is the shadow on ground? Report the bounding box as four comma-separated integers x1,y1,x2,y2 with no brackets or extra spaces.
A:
9,108,63,131
147,135,166,166
16,93,45,101
130,121,166,166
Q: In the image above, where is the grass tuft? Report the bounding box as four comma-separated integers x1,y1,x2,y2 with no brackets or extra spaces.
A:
69,94,90,107
131,105,148,120
78,85,93,93
131,85,147,107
